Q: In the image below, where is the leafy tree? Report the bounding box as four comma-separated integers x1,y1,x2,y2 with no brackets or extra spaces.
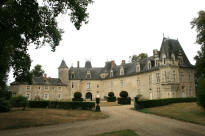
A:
0,0,93,92
31,64,45,77
130,53,148,62
191,10,205,109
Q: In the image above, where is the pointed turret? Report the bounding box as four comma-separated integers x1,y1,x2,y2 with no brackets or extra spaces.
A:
58,60,68,84
58,60,68,69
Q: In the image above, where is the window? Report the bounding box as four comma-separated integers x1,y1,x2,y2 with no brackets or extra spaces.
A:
136,65,140,72
58,93,62,100
137,89,141,95
156,73,160,83
188,72,191,81
72,82,75,88
26,93,31,100
149,75,152,84
120,80,123,88
180,72,184,82
38,86,41,90
71,73,75,79
86,71,91,79
164,71,167,82
173,70,176,81
26,86,31,90
87,83,91,89
148,62,151,69
44,93,49,100
12,93,16,97
97,84,99,88
58,86,62,91
45,86,48,90
120,68,124,75
163,58,166,64
110,70,113,77
137,77,140,85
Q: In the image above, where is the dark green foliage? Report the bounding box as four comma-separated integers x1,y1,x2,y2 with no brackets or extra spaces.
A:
72,92,83,101
135,98,197,109
120,91,128,98
10,96,28,110
107,92,116,102
0,89,12,100
31,64,45,77
197,78,205,110
118,97,131,105
0,0,93,92
130,53,148,62
0,98,11,112
29,101,95,110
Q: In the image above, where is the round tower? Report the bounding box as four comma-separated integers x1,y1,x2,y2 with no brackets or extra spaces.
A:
58,60,69,84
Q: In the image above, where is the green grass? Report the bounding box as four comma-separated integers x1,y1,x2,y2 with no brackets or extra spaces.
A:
95,129,139,136
139,102,205,126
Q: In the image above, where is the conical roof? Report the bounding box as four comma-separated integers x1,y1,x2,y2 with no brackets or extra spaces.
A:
58,60,68,68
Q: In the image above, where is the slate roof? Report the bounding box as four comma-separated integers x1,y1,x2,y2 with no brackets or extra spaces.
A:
11,77,66,86
58,60,68,68
68,38,194,80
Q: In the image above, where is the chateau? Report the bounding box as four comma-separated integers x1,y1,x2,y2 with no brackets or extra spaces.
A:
10,38,196,101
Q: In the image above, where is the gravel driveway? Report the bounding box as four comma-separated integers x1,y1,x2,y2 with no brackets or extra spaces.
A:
0,105,205,136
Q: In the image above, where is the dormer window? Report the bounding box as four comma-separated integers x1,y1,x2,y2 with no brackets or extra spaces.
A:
162,54,166,65
86,70,91,79
110,70,113,77
71,72,75,79
148,62,151,70
136,65,140,72
120,67,124,76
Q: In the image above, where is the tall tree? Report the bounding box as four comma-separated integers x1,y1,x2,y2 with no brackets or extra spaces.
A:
31,64,45,77
0,0,93,92
191,10,205,110
130,53,148,62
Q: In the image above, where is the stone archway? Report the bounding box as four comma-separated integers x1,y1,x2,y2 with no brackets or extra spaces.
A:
86,92,92,100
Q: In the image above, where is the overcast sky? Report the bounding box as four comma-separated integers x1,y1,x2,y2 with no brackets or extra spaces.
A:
8,0,205,83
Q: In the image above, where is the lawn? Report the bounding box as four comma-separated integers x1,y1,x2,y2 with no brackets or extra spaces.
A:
0,108,107,130
95,129,139,136
139,102,205,125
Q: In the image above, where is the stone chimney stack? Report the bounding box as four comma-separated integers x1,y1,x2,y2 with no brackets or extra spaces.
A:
77,61,80,68
121,60,126,65
111,60,116,68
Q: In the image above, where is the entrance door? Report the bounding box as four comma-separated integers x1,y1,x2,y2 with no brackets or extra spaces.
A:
86,92,92,101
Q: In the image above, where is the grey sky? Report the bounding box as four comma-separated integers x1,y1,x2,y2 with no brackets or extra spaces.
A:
8,0,205,83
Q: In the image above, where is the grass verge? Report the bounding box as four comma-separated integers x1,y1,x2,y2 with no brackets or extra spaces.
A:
139,102,205,126
94,129,139,136
0,108,107,130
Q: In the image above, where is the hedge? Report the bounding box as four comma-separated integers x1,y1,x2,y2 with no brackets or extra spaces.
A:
107,97,116,102
29,101,95,110
135,97,197,109
118,97,131,105
72,98,84,102
0,98,11,112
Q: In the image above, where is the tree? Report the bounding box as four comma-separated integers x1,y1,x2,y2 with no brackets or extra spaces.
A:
191,10,205,110
130,53,148,62
31,64,45,77
0,0,93,92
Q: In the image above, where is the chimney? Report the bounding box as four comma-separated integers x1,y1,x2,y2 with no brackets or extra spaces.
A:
44,73,47,81
77,61,80,68
111,60,116,68
121,60,126,65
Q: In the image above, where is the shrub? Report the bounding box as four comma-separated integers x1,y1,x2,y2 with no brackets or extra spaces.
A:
0,98,11,112
197,77,205,110
107,92,116,102
108,92,114,97
135,97,197,109
10,96,28,110
120,91,128,98
29,101,95,110
72,92,83,101
118,97,131,105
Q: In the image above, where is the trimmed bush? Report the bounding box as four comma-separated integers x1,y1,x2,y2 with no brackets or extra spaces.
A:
120,91,128,98
118,97,131,105
107,92,116,102
10,96,28,110
118,91,131,105
72,92,83,101
0,98,11,112
135,97,197,109
197,77,205,110
29,101,95,110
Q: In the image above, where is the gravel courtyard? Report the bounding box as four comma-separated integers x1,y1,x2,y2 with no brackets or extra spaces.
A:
0,105,205,136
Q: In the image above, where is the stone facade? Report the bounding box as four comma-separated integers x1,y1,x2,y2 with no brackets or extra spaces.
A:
10,38,196,101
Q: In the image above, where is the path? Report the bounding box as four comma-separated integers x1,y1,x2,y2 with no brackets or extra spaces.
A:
0,105,205,136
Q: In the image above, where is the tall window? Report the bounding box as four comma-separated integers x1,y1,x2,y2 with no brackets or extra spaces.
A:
120,80,123,88
173,70,176,81
26,93,31,100
164,71,167,82
180,72,184,82
44,93,49,100
58,86,62,91
149,75,152,84
58,93,62,100
72,82,75,88
87,83,91,89
136,65,140,72
120,68,124,75
26,86,31,90
148,62,151,69
156,73,160,83
86,71,91,79
110,70,113,77
71,73,75,79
